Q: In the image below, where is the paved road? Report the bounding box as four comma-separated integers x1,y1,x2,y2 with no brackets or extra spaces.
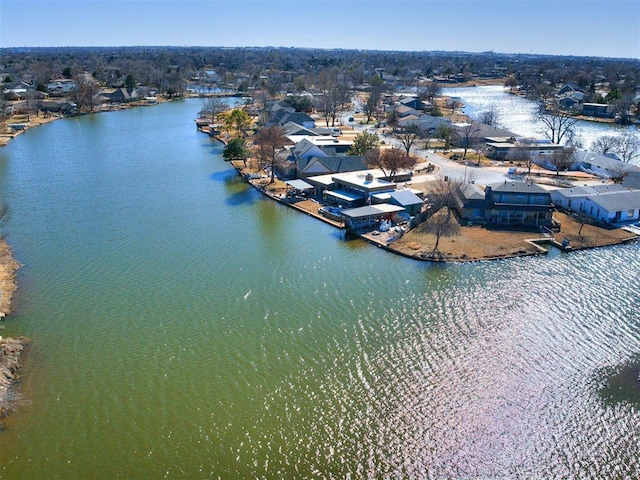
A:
340,110,599,189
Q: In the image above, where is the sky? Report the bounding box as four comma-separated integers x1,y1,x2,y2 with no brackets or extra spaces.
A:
1,0,639,59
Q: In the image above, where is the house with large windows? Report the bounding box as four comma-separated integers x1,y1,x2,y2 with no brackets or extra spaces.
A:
455,181,554,229
484,181,554,228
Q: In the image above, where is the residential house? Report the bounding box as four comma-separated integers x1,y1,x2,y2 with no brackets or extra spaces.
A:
454,183,487,224
270,108,316,129
558,91,585,111
398,114,451,134
393,105,422,118
398,96,431,111
47,79,76,96
305,170,399,207
551,184,640,223
484,181,554,229
289,137,352,161
108,88,140,103
485,137,563,161
297,155,366,179
557,83,583,96
385,190,424,216
581,190,640,223
582,103,614,118
574,150,640,179
550,184,627,211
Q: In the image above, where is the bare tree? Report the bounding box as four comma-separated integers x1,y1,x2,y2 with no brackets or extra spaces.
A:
315,67,351,127
504,75,519,92
69,73,99,112
448,98,461,114
365,147,416,181
591,135,620,156
508,139,535,177
199,96,228,125
573,211,593,237
421,179,463,253
536,103,578,144
427,178,461,213
614,94,635,125
418,81,442,104
386,108,400,133
478,104,500,127
394,122,422,156
592,131,640,164
549,147,576,175
616,131,640,163
363,75,384,123
253,125,287,183
422,207,460,254
457,122,481,159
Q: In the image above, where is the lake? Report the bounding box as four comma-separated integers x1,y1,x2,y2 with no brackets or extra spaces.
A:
443,84,639,156
0,97,639,478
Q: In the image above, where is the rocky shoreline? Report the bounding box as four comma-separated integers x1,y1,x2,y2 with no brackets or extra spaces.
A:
0,238,27,425
0,336,28,425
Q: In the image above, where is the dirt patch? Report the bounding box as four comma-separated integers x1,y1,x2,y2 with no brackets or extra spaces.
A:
0,240,20,317
388,212,637,262
0,336,29,425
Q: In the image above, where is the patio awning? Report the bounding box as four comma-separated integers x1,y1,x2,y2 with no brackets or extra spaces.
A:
285,179,314,190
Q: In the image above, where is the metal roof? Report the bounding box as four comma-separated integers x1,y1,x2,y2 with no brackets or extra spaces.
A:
341,204,405,219
285,179,313,190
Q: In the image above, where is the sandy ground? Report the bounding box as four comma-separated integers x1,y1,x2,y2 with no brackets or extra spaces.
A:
375,212,637,262
0,113,61,146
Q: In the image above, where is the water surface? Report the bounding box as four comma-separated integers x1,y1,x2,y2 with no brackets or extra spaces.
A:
0,99,639,478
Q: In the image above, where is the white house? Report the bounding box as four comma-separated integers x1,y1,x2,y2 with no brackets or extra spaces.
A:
551,184,640,223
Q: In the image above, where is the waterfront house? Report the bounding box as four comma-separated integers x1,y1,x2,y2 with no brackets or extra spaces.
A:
550,184,627,211
399,96,432,111
454,183,487,225
297,155,366,179
484,181,554,229
573,150,640,179
485,137,564,161
551,184,640,223
386,190,425,216
581,190,640,223
305,169,399,207
290,137,352,161
271,109,316,129
558,91,585,111
47,79,76,96
582,103,614,118
107,87,140,103
557,83,583,96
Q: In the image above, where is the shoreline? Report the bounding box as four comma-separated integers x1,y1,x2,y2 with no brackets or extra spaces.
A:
0,238,27,425
227,161,639,263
